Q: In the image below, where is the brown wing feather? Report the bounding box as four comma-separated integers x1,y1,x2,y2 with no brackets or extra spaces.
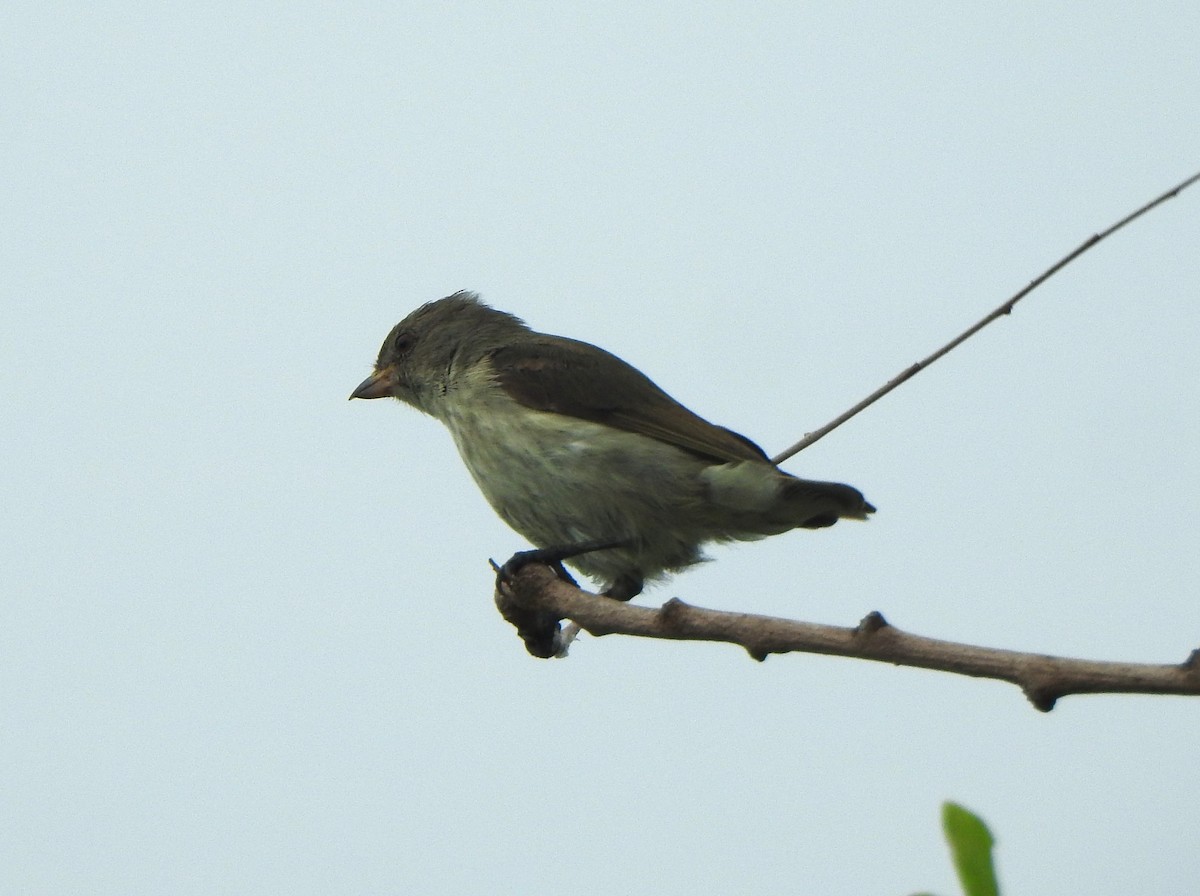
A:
489,337,770,464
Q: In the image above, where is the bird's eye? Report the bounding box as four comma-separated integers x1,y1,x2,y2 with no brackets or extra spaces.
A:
392,331,415,354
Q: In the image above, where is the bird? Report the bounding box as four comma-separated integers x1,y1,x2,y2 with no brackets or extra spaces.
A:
351,291,873,602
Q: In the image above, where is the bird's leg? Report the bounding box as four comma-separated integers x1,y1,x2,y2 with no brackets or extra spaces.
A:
491,538,633,659
602,574,644,602
492,538,631,589
494,540,643,601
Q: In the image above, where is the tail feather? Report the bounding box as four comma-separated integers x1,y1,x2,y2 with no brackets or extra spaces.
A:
781,477,875,528
701,461,874,534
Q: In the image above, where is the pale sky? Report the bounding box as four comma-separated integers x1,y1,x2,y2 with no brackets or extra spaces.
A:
4,4,1199,894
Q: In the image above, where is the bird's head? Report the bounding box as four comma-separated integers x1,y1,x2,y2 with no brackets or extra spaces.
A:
350,291,527,413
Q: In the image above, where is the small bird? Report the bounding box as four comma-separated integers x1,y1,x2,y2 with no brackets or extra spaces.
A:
351,291,873,601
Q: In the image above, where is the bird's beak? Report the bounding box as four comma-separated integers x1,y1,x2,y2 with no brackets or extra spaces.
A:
349,367,395,400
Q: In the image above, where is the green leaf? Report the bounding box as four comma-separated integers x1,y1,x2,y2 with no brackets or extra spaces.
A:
941,802,1000,896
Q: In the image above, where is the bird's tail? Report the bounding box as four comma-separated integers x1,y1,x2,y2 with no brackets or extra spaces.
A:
779,476,875,529
701,462,874,534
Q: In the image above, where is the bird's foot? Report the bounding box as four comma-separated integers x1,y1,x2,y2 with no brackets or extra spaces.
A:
490,538,630,590
601,574,644,602
490,539,632,659
490,547,578,589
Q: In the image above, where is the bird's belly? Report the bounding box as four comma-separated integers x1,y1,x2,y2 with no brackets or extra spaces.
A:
443,405,707,548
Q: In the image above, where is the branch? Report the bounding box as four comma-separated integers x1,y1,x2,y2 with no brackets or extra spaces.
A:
495,564,1200,712
772,168,1200,463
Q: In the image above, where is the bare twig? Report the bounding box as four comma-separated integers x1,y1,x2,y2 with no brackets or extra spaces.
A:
498,565,1200,712
492,171,1200,706
772,169,1200,464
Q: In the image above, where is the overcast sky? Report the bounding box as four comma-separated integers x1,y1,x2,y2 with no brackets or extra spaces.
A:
4,4,1199,894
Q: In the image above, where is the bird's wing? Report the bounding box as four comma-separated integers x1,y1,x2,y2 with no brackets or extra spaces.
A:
489,336,771,465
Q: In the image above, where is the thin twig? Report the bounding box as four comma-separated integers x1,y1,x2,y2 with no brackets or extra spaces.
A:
499,565,1200,712
772,169,1200,464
